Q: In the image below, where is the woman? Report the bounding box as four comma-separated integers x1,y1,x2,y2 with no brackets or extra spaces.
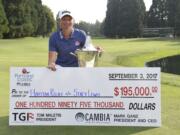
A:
48,10,87,70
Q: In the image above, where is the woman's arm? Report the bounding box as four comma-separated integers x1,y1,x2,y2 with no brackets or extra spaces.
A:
48,51,57,71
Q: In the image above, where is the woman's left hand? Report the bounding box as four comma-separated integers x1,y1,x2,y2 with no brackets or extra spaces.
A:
95,46,103,57
95,46,103,52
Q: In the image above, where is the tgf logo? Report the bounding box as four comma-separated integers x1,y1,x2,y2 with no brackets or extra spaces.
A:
12,113,34,121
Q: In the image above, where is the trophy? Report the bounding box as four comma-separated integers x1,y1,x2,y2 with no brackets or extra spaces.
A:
75,35,102,67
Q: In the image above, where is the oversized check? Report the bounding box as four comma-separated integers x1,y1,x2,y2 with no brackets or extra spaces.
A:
10,67,161,126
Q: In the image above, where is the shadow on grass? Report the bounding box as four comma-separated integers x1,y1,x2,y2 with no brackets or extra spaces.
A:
0,116,156,135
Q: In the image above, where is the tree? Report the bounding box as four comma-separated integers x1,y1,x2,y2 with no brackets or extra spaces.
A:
174,1,180,36
166,0,180,36
147,0,168,28
41,5,55,37
31,0,46,36
2,0,34,38
75,20,103,37
2,0,55,38
104,0,145,38
28,0,42,36
104,0,119,38
0,0,8,38
167,0,177,27
29,0,55,37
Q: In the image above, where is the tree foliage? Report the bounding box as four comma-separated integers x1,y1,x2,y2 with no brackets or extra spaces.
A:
1,0,55,38
104,0,146,38
0,0,8,38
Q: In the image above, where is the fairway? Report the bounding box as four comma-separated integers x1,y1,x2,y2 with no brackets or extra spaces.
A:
0,37,180,135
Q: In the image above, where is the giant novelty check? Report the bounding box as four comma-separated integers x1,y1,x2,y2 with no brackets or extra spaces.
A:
9,67,161,126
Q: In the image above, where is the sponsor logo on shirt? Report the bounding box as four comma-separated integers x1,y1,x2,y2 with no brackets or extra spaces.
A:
75,41,80,46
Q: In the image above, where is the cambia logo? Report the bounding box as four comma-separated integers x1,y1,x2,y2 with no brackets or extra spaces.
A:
75,112,111,123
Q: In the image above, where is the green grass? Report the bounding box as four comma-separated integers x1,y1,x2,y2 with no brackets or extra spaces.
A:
0,37,180,135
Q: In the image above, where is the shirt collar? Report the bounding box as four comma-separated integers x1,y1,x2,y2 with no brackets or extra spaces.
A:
59,28,75,39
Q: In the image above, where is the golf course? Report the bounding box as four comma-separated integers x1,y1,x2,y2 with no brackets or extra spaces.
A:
0,37,180,135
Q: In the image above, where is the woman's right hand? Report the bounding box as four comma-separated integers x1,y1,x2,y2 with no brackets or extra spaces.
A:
48,51,57,71
47,63,56,71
